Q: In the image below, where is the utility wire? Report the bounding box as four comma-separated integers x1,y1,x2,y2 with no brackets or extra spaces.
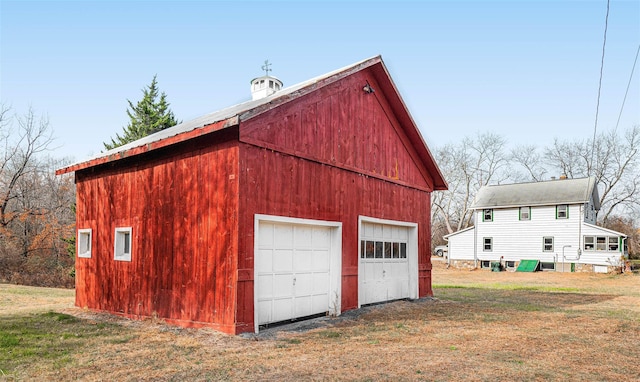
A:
615,44,640,130
590,0,610,176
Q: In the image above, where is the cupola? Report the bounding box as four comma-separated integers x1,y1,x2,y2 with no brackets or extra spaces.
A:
250,60,283,100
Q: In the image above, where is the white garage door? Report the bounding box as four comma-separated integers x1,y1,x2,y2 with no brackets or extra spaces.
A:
256,220,336,327
360,221,412,305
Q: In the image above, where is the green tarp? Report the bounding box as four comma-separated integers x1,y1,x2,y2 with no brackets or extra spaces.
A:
516,260,540,272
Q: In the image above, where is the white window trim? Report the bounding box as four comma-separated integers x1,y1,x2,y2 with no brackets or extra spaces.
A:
77,228,92,259
114,227,132,262
483,237,493,252
543,236,554,252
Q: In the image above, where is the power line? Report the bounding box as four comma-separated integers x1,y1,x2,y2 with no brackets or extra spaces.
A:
590,0,610,176
615,44,640,130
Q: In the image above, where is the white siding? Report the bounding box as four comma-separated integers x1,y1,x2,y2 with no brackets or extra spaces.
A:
474,204,582,263
444,203,626,269
446,228,475,260
580,224,624,266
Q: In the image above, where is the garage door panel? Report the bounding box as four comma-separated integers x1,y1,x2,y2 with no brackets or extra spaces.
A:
256,274,273,299
294,296,313,317
294,272,314,296
312,250,330,269
258,223,274,246
257,300,272,324
273,274,294,297
273,249,293,272
293,249,313,271
272,298,293,322
293,226,313,248
257,249,273,272
273,224,294,248
312,227,331,246
313,273,330,294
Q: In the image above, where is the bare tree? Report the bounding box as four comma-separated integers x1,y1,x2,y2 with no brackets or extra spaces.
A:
543,126,640,224
1,105,55,231
510,144,547,181
432,132,512,236
0,104,75,287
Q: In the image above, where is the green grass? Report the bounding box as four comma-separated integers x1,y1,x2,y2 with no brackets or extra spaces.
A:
0,311,123,376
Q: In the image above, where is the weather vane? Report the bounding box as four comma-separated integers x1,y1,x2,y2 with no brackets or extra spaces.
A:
261,59,272,76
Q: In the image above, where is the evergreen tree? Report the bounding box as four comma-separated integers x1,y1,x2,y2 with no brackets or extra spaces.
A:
104,75,180,150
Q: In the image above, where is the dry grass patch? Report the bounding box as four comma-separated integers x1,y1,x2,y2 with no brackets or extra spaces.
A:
1,268,639,381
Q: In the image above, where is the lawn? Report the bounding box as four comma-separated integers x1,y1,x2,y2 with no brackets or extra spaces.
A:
1,264,639,381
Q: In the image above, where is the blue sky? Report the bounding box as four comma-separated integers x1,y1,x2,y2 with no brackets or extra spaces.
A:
1,0,639,161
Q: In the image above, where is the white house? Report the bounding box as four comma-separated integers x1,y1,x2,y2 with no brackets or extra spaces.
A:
444,177,628,273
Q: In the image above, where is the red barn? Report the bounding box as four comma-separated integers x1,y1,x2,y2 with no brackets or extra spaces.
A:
57,56,447,334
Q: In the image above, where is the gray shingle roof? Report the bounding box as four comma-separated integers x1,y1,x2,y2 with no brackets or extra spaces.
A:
471,177,600,210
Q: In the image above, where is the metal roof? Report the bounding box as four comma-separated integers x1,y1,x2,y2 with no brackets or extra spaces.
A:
56,55,448,190
471,177,600,210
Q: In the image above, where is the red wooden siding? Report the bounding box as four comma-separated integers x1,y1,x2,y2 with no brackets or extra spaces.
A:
236,146,433,331
240,70,435,192
235,71,435,332
74,130,240,333
70,59,441,335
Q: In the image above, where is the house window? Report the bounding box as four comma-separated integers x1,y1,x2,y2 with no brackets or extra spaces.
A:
543,237,554,252
505,260,516,269
519,207,530,220
77,229,92,258
540,262,556,271
483,237,493,251
114,227,132,262
483,209,493,222
480,260,491,269
608,237,619,252
584,236,595,251
556,205,568,219
585,236,620,252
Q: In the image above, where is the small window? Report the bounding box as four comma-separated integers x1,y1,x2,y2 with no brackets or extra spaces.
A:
505,260,516,269
519,207,530,221
543,237,554,252
392,242,399,258
384,242,392,259
400,243,407,258
114,227,132,262
540,262,556,271
596,236,606,251
608,237,619,252
374,241,383,258
584,236,595,251
77,229,92,258
556,205,568,219
483,237,493,251
480,260,491,269
483,209,493,222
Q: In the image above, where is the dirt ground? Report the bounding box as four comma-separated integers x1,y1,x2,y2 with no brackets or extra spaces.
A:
1,261,639,381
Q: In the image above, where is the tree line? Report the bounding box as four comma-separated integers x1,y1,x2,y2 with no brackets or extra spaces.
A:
431,128,640,257
0,76,178,286
1,77,638,288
